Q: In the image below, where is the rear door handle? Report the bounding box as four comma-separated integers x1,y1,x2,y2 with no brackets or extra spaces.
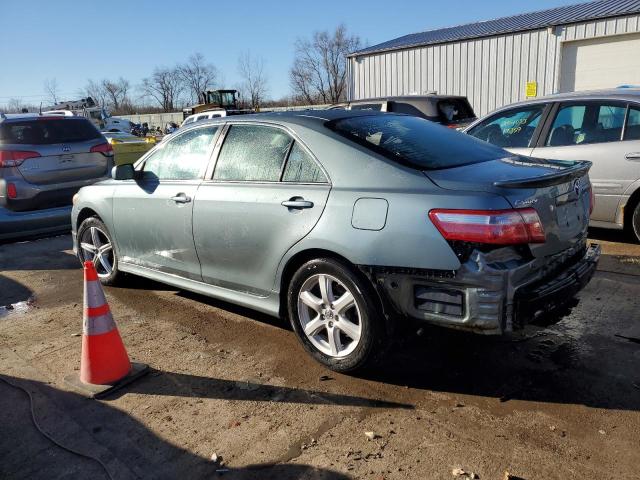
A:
281,198,314,209
625,152,640,160
171,193,192,203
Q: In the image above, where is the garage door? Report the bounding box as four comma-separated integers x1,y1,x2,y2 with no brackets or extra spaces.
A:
560,33,640,93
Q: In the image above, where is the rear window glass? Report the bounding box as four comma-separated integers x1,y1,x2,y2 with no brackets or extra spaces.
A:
0,118,101,145
436,99,475,124
327,114,506,170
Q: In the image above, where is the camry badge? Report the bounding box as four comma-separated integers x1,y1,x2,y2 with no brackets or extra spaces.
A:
62,145,71,152
515,198,538,207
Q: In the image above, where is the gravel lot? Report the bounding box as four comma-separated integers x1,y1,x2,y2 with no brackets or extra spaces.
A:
1,231,639,479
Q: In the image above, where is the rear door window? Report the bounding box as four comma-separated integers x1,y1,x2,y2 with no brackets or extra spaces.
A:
624,106,640,140
214,125,293,181
0,118,101,144
143,126,217,180
467,105,545,148
546,103,626,146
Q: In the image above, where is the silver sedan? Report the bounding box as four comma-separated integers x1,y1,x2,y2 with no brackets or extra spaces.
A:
72,110,599,371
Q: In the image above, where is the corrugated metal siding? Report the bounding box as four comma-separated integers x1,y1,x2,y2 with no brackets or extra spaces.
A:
348,13,640,116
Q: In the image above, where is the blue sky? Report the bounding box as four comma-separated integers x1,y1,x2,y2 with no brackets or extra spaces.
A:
1,0,582,105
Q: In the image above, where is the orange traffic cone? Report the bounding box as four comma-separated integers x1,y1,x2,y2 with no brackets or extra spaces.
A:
65,261,148,398
80,261,131,384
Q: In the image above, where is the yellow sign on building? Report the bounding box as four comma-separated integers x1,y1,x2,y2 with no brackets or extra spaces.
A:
526,81,538,98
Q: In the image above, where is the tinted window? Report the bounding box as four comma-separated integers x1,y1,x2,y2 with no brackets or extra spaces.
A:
143,126,217,180
436,99,475,124
0,118,101,145
328,114,505,170
625,107,640,140
283,142,327,183
546,103,625,146
467,105,544,148
350,103,383,111
214,125,292,181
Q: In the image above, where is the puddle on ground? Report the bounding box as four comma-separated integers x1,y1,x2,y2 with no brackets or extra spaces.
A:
0,298,35,319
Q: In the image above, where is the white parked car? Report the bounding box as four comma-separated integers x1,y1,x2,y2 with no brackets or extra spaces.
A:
181,109,226,127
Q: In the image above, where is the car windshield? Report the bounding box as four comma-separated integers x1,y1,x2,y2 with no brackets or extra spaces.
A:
327,114,506,170
0,118,102,145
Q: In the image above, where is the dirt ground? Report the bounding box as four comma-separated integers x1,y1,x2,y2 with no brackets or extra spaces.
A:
1,230,639,480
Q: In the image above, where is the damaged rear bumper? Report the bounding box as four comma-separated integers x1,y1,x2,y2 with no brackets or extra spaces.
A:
367,241,601,334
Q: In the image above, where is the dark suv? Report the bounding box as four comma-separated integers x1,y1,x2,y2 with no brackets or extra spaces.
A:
0,114,113,240
336,95,477,129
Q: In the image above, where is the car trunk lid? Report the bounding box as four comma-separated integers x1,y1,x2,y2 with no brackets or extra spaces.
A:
425,157,592,257
16,141,109,185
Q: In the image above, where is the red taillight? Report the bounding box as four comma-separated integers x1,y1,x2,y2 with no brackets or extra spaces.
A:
0,150,41,167
90,142,114,156
589,187,595,216
429,208,546,245
7,183,17,199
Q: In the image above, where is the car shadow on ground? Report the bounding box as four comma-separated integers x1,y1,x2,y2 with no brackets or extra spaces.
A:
0,375,353,480
360,322,640,411
110,368,413,410
0,275,34,307
589,226,637,244
152,274,640,412
0,234,78,271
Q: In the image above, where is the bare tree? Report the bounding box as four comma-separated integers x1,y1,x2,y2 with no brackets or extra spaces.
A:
5,98,26,113
290,25,361,104
101,77,130,112
82,79,108,107
179,53,219,104
238,51,268,109
44,78,60,105
141,67,184,112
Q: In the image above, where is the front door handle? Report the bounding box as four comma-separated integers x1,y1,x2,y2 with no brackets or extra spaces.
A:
171,193,192,204
281,197,314,209
625,152,640,160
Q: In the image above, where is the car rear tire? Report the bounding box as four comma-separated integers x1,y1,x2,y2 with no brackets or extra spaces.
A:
77,217,121,286
287,258,384,373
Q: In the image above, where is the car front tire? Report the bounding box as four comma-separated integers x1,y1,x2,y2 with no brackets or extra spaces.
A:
287,258,384,372
632,202,640,243
77,217,121,286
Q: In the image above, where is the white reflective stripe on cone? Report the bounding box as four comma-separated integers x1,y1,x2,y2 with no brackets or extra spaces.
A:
84,279,107,309
83,311,117,336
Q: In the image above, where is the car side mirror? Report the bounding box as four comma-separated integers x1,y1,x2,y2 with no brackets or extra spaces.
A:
112,163,135,180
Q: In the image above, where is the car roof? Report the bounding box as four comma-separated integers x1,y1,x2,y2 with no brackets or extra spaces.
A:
350,94,470,103
178,109,397,132
494,87,640,111
0,113,91,123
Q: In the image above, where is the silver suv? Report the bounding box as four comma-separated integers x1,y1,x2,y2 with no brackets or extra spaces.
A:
465,88,640,240
0,113,113,240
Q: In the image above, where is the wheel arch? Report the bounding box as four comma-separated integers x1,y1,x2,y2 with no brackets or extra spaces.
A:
623,185,640,234
76,207,101,229
277,248,388,323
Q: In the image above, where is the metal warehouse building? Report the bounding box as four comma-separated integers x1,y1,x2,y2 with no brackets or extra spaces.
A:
347,0,640,116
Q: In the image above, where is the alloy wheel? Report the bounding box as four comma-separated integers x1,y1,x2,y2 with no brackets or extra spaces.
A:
297,273,362,358
79,226,114,277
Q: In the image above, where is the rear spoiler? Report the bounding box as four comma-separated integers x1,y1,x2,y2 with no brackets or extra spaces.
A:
493,160,592,188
